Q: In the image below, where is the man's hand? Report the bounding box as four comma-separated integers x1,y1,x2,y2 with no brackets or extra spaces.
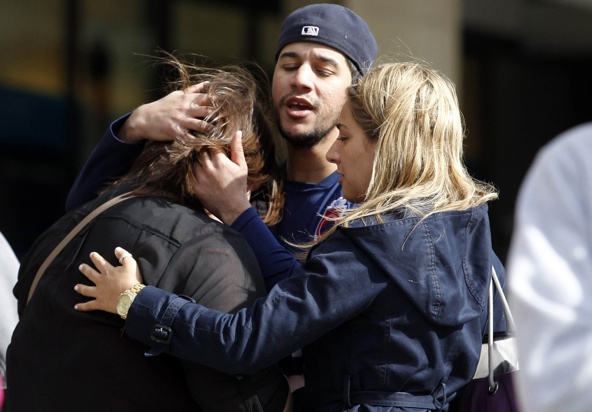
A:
117,82,213,143
193,131,252,225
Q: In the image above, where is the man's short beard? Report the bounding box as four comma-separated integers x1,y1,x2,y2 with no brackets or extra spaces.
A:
279,123,334,149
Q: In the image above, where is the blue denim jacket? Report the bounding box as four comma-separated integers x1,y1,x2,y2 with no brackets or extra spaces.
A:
126,203,502,411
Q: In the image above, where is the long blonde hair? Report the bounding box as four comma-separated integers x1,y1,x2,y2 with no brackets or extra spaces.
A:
320,62,497,240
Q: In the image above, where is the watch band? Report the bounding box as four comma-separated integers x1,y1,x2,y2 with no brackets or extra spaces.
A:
127,283,146,295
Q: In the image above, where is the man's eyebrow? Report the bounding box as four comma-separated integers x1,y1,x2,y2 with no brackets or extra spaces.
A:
277,51,300,60
277,51,341,68
314,53,340,68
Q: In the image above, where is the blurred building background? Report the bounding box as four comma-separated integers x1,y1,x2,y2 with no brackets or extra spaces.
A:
1,0,592,263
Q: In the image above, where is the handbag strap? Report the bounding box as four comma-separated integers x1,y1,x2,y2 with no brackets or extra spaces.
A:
487,266,516,393
26,192,137,305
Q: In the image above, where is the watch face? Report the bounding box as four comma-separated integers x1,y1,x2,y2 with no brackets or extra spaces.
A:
116,293,133,318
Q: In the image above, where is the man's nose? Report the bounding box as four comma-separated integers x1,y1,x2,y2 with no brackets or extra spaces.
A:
291,65,314,91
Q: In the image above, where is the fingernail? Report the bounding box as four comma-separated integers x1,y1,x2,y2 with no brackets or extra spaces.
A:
115,247,123,253
79,264,84,271
74,285,78,291
74,305,79,311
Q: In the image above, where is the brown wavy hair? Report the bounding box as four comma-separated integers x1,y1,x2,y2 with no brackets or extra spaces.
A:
111,54,284,223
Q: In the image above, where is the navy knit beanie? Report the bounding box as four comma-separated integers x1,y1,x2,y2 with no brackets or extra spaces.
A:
275,3,378,75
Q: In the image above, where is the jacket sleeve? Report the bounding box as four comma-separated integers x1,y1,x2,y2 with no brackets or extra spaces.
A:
65,114,145,211
125,236,386,375
231,207,301,290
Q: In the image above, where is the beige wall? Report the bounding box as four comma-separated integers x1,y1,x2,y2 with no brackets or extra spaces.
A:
0,1,461,109
349,0,461,85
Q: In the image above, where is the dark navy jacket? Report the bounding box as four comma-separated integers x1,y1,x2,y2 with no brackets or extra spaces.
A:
125,203,503,411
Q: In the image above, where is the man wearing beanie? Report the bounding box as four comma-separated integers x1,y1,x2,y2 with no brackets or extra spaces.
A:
260,2,377,251
68,1,377,252
255,2,377,395
64,1,377,406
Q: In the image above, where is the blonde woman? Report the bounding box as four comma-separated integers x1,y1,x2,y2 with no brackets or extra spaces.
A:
76,62,505,411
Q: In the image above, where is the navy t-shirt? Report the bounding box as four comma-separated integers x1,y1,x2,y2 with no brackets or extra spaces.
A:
251,170,349,257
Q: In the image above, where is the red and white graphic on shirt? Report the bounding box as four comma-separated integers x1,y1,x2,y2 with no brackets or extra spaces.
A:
314,197,348,239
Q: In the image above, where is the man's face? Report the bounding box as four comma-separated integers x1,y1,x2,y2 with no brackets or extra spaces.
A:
272,42,353,149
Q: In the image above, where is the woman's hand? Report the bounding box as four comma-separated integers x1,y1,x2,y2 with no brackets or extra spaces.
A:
74,247,144,314
118,82,213,143
193,131,252,225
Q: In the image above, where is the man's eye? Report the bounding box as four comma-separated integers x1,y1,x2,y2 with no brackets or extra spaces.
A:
317,69,333,77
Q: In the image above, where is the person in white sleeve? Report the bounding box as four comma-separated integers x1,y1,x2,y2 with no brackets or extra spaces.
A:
0,231,19,399
507,122,592,412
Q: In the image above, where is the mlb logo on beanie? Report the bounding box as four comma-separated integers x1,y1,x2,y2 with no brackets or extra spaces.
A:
301,26,319,36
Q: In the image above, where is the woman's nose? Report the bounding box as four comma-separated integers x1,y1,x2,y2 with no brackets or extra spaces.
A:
326,140,339,164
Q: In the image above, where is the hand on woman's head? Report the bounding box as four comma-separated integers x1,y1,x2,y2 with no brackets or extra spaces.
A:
191,131,252,225
120,82,214,143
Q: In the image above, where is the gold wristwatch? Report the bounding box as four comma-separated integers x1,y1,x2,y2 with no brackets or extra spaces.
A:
116,283,146,319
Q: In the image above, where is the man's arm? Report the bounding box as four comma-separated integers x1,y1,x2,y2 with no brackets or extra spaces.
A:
65,114,145,211
66,83,212,211
232,207,301,290
190,132,302,288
